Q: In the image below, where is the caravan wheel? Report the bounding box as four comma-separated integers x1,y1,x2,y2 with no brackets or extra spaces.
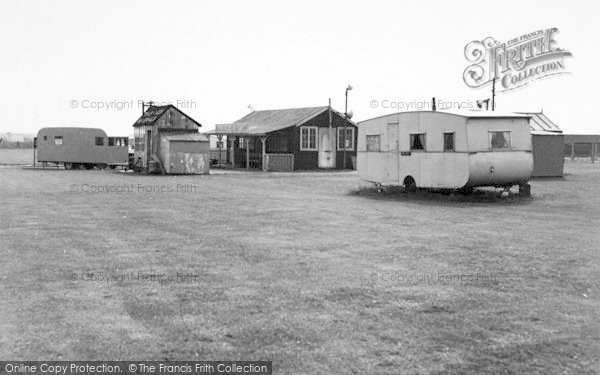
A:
403,176,417,192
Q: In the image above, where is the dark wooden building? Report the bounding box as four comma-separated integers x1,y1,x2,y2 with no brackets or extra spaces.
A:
519,112,564,177
133,104,209,174
211,106,357,171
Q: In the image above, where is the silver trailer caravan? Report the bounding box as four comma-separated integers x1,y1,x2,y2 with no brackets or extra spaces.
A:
357,111,533,192
36,127,129,169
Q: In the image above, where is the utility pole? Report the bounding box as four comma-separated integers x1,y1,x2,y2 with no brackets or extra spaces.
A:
328,98,333,163
344,84,353,169
491,76,496,111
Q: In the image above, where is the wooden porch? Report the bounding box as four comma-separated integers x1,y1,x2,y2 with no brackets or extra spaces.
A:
210,132,294,172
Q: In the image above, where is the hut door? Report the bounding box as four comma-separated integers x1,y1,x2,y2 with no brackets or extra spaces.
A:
318,127,336,168
387,123,400,184
146,130,152,165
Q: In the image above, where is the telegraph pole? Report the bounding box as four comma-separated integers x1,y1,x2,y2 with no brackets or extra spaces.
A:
344,84,353,169
491,77,496,111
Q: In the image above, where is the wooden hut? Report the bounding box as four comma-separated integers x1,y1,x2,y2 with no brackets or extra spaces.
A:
132,104,209,174
211,106,357,171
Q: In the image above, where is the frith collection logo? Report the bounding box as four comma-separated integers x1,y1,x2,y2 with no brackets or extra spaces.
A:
463,27,572,92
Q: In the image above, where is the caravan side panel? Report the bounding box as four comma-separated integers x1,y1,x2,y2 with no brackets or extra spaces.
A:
37,128,108,164
465,118,533,186
357,115,394,184
397,112,470,188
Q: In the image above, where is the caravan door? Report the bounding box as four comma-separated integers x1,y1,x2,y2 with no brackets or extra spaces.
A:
387,123,400,185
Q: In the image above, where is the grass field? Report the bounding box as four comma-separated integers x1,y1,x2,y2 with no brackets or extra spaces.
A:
0,163,598,374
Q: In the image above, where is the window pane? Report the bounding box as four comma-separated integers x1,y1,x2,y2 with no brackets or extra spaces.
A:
54,136,63,145
108,137,115,146
491,132,510,149
95,137,104,146
309,128,316,149
444,133,454,151
347,128,354,149
410,134,425,150
302,129,308,149
366,135,380,151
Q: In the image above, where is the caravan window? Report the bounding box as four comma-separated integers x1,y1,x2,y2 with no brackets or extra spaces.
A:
95,137,104,146
490,131,511,149
410,133,426,150
54,136,63,145
443,133,455,151
366,135,381,151
108,137,115,146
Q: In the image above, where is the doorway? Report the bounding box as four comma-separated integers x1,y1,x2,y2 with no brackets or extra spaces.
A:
318,127,336,168
387,123,399,184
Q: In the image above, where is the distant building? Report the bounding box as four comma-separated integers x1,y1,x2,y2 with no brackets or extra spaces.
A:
518,112,564,177
132,105,209,174
0,132,35,148
0,132,34,143
563,134,600,161
211,106,357,171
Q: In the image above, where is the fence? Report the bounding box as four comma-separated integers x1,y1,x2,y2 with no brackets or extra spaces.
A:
265,153,294,172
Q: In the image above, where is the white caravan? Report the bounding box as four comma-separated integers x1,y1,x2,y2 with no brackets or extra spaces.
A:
357,111,533,191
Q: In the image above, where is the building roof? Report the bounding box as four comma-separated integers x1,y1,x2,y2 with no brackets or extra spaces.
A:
436,110,531,119
164,133,209,142
563,134,600,143
132,105,202,128
357,110,532,125
213,106,356,135
516,112,562,133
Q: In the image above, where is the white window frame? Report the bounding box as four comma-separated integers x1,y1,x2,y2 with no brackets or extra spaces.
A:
337,127,355,151
300,126,318,151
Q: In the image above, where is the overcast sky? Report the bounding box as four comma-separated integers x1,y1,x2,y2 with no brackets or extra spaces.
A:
0,0,597,136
